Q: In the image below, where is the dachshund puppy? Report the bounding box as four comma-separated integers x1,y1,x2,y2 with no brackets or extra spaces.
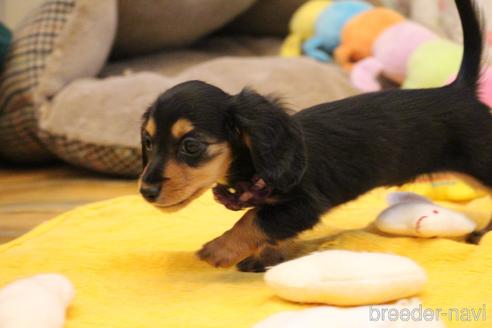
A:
140,0,491,272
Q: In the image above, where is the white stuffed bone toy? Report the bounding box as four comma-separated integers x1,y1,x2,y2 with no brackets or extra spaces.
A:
0,274,74,328
375,192,476,238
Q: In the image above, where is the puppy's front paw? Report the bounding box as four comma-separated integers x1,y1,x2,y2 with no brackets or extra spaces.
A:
197,209,267,268
197,236,250,268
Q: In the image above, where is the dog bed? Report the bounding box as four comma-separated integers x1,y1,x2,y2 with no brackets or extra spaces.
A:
0,189,491,327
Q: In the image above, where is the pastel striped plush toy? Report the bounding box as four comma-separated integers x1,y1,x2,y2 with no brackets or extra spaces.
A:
283,0,491,109
351,29,492,108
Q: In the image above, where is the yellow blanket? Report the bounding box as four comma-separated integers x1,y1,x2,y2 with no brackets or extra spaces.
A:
1,189,491,327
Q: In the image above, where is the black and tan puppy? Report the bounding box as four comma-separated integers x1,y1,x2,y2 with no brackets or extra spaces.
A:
140,0,491,272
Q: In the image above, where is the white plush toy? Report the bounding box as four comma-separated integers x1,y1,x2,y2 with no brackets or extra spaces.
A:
254,298,445,328
0,274,74,328
264,250,426,306
375,192,476,238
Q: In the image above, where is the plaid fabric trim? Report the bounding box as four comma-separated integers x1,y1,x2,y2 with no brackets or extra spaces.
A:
38,130,142,177
0,105,53,162
0,0,75,162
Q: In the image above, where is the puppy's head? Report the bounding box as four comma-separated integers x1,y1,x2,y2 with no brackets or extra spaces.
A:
139,80,306,210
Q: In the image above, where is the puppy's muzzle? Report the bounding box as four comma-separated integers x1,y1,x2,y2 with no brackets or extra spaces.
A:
140,183,161,202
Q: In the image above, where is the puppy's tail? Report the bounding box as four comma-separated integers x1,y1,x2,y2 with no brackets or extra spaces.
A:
452,0,484,90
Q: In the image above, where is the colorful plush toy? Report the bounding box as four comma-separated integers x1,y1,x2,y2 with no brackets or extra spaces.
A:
281,0,332,57
347,7,492,109
334,7,405,70
375,192,477,238
287,0,492,109
0,274,74,328
303,1,373,62
350,21,438,91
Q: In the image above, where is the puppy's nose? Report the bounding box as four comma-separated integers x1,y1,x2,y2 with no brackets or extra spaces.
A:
140,184,161,202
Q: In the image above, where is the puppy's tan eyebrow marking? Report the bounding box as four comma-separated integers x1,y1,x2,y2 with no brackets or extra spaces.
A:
145,118,156,137
171,118,194,138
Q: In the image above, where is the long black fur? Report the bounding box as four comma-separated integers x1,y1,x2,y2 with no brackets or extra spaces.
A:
141,0,490,268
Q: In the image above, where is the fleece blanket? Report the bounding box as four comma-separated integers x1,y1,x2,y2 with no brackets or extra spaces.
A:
0,188,491,327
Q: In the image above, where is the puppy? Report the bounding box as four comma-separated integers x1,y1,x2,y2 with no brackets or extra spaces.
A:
140,0,491,272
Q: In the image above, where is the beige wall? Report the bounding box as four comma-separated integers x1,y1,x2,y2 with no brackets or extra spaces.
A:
1,0,45,29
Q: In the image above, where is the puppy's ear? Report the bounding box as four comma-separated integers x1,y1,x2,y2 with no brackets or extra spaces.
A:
229,88,306,192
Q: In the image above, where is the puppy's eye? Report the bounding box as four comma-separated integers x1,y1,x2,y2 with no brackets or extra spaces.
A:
143,134,153,152
181,138,204,156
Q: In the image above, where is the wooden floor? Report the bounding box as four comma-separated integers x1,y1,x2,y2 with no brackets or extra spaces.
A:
0,164,137,244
